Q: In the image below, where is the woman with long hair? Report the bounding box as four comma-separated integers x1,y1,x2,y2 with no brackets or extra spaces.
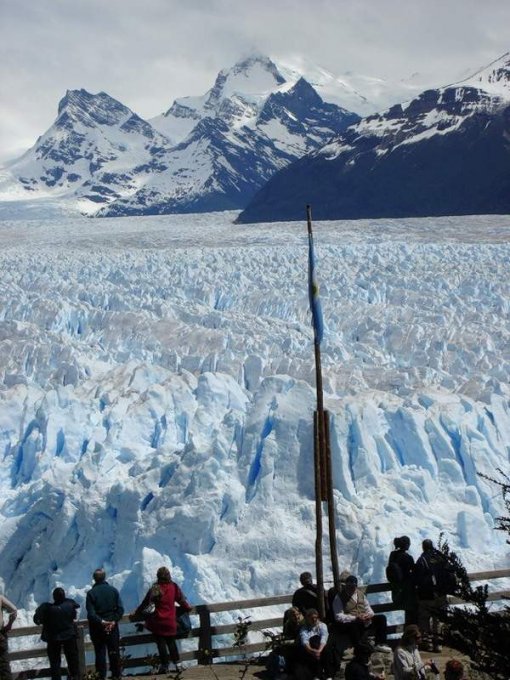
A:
387,536,418,625
131,566,191,674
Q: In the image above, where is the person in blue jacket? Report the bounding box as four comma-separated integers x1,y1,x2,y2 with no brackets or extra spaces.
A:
86,569,124,680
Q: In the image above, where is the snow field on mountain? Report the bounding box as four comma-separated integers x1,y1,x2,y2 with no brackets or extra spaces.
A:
0,211,509,625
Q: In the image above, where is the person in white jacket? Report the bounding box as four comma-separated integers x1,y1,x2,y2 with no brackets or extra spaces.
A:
392,625,437,679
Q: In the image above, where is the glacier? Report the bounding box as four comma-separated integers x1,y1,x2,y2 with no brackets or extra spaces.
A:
0,210,508,627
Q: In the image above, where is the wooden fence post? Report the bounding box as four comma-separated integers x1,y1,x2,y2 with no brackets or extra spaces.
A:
196,605,213,665
76,624,87,678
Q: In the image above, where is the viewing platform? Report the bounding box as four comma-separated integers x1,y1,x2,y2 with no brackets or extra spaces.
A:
9,568,509,679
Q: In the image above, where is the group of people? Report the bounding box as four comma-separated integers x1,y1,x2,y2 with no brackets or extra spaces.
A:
0,541,466,680
268,535,465,680
387,537,456,653
0,566,190,680
273,569,391,680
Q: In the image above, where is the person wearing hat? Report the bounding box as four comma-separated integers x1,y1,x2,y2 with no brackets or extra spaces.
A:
329,572,391,661
345,640,386,680
392,624,437,679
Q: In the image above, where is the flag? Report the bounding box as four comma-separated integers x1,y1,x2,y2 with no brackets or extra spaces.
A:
308,230,324,344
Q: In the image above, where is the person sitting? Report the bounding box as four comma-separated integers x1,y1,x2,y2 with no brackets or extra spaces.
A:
392,624,436,679
345,640,386,680
266,607,304,678
292,572,320,616
330,572,391,655
444,659,465,680
283,606,304,639
294,608,331,680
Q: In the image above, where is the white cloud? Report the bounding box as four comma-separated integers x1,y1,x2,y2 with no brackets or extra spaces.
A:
1,0,509,163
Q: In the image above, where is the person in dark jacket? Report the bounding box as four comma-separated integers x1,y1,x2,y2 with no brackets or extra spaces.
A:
130,566,191,674
34,588,80,680
387,536,418,625
292,572,319,615
86,568,124,679
413,539,448,652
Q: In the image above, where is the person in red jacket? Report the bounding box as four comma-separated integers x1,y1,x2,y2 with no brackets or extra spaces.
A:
131,567,191,674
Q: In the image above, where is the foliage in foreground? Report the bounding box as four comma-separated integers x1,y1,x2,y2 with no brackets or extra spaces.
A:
437,470,510,680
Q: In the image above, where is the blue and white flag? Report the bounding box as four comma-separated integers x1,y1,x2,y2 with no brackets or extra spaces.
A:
308,231,324,344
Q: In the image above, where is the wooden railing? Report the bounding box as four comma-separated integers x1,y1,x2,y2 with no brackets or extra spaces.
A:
10,568,510,678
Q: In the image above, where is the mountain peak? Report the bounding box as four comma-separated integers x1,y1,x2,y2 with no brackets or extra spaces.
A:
57,89,131,128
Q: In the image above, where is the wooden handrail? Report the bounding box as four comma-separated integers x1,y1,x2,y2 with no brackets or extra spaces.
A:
10,568,510,678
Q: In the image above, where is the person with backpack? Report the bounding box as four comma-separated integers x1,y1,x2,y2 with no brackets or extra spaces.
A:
33,588,80,680
129,566,191,674
413,539,454,652
386,536,418,625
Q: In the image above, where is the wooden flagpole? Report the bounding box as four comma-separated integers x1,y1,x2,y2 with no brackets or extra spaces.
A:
307,205,326,618
307,205,340,607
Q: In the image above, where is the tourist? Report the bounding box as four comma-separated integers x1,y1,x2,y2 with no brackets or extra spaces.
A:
292,571,320,615
34,587,80,680
294,608,331,680
330,572,391,654
386,536,418,625
392,624,436,679
130,566,191,674
0,591,17,680
86,568,124,679
413,540,449,652
444,659,465,680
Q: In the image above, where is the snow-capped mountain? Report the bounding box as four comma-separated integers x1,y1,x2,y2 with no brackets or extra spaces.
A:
0,55,360,217
238,52,510,223
0,89,173,214
98,56,360,216
0,212,509,629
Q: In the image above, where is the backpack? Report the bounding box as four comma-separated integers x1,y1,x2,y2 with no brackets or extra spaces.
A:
386,560,404,585
423,553,458,595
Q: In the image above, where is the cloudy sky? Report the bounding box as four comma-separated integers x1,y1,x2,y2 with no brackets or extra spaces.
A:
1,0,509,163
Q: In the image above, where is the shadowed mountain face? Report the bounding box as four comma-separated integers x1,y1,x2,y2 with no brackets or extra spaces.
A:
0,56,359,217
237,54,510,223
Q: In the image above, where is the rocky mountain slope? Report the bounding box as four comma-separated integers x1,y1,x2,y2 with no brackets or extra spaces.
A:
237,52,510,223
0,56,359,216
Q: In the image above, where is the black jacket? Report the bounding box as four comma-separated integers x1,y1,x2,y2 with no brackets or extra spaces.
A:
292,584,318,615
86,582,124,624
33,599,79,642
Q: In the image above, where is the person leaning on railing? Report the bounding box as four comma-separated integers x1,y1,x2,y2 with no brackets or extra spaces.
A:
0,591,17,680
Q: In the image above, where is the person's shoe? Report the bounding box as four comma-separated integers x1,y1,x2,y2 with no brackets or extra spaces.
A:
373,643,392,653
158,665,169,674
174,663,183,673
